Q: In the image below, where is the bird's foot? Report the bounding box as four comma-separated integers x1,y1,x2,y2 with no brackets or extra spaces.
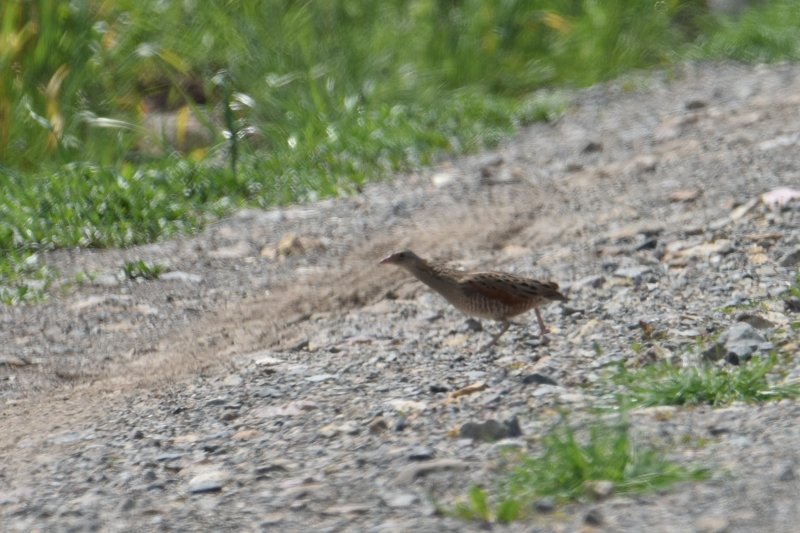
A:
539,335,551,347
474,340,497,354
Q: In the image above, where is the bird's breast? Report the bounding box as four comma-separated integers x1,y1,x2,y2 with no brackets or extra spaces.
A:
444,291,544,321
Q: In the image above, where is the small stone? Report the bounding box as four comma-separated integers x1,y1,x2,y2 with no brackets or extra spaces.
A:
118,497,135,512
572,275,606,290
251,353,284,366
584,507,603,526
613,266,651,280
394,459,469,484
730,197,760,220
582,141,603,153
260,513,284,526
394,417,408,432
220,410,238,421
319,425,340,438
459,417,521,442
431,172,457,188
735,313,776,330
209,242,252,259
369,418,388,434
695,516,729,533
560,393,586,403
132,430,145,439
203,397,228,407
703,343,725,362
255,462,292,476
339,421,360,435
276,234,304,256
221,375,243,387
256,387,284,398
0,356,31,367
780,466,795,481
187,471,224,493
492,438,527,452
323,504,371,515
586,480,614,500
465,371,487,381
784,297,800,313
449,381,487,399
92,274,120,287
160,271,203,283
465,318,482,332
408,445,435,461
779,247,800,267
382,492,418,508
668,188,702,202
156,453,184,462
232,429,261,439
306,373,337,383
522,373,558,386
561,304,585,316
533,497,555,513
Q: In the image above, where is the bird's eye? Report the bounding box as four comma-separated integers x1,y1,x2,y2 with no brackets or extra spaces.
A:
398,253,405,259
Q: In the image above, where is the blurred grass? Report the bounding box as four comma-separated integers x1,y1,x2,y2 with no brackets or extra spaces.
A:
1,0,799,301
452,411,707,522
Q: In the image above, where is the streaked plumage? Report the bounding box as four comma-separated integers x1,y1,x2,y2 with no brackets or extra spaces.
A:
380,250,568,351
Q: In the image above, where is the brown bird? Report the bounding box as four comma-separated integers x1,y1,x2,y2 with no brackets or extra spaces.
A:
380,250,568,352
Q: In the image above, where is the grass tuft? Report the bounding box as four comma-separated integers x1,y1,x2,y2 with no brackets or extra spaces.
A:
454,411,706,522
613,353,800,408
122,260,167,280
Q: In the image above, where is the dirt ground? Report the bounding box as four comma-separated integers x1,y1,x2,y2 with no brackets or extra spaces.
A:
3,62,800,532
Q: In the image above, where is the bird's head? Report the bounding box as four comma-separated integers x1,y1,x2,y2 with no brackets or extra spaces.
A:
379,250,422,268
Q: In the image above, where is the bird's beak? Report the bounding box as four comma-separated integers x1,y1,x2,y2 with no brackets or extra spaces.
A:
380,255,395,265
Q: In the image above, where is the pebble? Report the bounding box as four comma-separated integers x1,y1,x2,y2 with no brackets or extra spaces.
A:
695,516,729,533
187,471,225,493
459,417,521,441
408,445,436,461
222,375,243,387
778,247,800,267
394,459,470,485
306,374,337,383
160,271,204,283
584,508,603,526
522,373,558,386
532,497,555,513
586,480,614,500
613,266,651,280
382,492,418,508
369,418,388,434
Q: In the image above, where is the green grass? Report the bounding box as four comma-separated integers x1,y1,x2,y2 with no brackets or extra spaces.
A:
698,0,800,62
121,260,166,280
613,353,800,408
453,412,706,522
2,0,800,303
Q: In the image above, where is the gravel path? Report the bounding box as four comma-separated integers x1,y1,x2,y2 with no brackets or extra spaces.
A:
3,62,800,532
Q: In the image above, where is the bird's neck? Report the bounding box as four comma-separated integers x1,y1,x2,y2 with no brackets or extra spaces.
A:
405,261,461,297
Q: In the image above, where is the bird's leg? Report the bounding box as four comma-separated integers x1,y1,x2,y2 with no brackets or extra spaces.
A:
477,321,511,353
535,308,551,346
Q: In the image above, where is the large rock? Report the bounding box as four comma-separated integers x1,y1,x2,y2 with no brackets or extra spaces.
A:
703,322,766,364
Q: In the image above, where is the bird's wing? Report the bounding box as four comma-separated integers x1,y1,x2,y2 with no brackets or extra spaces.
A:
462,272,568,303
